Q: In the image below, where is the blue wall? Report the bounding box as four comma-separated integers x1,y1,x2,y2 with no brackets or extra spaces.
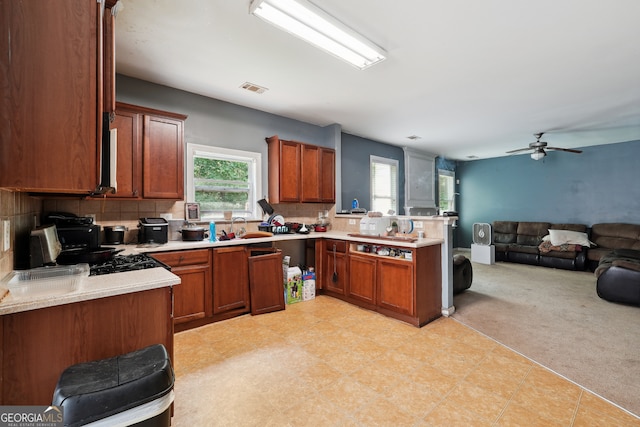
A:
341,133,405,212
456,140,640,247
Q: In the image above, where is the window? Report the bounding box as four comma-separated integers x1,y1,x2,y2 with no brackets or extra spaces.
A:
438,169,456,212
186,143,262,220
370,155,398,214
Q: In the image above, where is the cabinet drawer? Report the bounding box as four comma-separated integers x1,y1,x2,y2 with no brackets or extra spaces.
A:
325,239,347,253
152,249,210,267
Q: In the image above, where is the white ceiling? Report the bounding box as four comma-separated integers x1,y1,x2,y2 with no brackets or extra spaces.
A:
115,0,640,160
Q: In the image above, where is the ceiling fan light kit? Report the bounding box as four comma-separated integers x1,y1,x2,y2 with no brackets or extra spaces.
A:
507,132,583,160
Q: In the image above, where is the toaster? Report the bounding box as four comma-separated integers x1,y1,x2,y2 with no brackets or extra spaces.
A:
30,224,62,267
138,218,169,244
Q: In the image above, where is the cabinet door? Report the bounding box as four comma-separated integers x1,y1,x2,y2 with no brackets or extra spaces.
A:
377,259,414,316
213,247,250,314
143,115,184,199
301,144,321,202
0,0,102,193
320,148,336,203
324,243,348,295
108,109,142,198
348,254,376,304
248,250,285,315
151,249,212,324
279,140,301,202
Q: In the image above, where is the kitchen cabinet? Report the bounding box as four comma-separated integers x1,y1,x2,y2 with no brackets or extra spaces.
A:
248,248,285,315
266,135,335,203
212,247,250,316
0,0,113,194
152,249,212,324
108,103,187,199
0,287,173,405
347,254,376,305
377,258,414,316
323,239,348,296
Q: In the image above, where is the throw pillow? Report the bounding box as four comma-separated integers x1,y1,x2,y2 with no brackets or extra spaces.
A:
548,229,592,247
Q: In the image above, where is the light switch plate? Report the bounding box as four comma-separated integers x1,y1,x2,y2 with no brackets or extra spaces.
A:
348,219,356,225
414,221,424,228
3,220,10,251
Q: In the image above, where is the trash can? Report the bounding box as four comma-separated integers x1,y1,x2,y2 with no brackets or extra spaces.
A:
52,344,174,427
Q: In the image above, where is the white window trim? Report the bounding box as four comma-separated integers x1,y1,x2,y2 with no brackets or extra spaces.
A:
438,169,456,212
186,143,262,220
370,155,399,214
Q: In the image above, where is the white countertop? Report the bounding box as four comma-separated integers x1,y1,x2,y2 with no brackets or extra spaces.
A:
0,266,179,315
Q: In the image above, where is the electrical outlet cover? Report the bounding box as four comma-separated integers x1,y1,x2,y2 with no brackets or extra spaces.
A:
3,220,10,251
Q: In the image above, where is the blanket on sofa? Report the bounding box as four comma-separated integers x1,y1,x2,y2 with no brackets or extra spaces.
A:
538,240,579,254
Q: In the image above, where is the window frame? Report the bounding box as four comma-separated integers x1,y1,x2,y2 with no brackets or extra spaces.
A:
370,155,399,214
186,143,262,220
438,169,456,212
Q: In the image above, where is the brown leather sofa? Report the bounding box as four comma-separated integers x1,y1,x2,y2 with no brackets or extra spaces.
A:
492,221,589,270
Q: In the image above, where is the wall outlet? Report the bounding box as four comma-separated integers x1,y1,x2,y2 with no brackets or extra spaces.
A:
348,219,356,225
160,213,173,220
414,221,424,229
3,220,10,251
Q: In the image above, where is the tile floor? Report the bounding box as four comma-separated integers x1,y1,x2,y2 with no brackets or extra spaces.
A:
172,296,640,426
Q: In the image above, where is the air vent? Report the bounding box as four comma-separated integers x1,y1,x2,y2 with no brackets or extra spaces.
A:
406,135,421,140
240,82,268,94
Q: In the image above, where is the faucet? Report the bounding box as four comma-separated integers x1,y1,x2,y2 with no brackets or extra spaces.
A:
230,217,247,237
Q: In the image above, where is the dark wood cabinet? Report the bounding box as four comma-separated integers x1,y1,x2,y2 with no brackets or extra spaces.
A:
266,135,335,203
152,249,212,324
1,288,173,405
323,240,348,296
248,248,285,315
348,253,377,305
0,0,105,193
212,247,250,315
108,103,186,199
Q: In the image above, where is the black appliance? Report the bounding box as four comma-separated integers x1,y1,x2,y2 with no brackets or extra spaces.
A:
138,218,169,244
45,212,101,250
90,253,171,276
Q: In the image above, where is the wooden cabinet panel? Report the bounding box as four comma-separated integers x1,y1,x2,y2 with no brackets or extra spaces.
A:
109,109,142,198
320,148,336,202
213,247,250,314
1,288,173,405
266,135,335,203
152,249,212,324
377,258,414,316
248,249,285,315
0,0,102,193
143,115,184,199
348,254,376,304
301,144,321,202
324,241,348,295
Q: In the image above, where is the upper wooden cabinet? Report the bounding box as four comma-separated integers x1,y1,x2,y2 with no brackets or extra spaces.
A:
0,0,112,193
266,135,335,203
108,102,187,199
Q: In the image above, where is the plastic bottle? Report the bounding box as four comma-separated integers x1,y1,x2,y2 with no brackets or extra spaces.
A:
209,221,217,242
352,198,359,209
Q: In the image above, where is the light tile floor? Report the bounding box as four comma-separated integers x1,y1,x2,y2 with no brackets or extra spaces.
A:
172,296,640,426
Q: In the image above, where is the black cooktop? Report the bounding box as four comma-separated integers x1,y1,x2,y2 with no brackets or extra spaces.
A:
89,253,170,276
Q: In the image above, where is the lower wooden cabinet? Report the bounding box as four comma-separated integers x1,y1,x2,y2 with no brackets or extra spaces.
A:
151,249,212,324
377,258,414,316
247,248,285,315
323,240,348,296
212,247,250,315
347,254,376,304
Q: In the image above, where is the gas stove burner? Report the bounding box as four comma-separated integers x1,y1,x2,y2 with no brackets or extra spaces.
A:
90,253,170,276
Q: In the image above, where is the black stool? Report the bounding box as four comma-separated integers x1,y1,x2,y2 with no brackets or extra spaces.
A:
453,254,473,294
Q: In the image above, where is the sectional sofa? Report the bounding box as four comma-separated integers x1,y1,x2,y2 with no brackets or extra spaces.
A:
492,221,590,271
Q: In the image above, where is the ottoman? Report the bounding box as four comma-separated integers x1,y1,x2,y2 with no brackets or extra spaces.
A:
453,254,473,294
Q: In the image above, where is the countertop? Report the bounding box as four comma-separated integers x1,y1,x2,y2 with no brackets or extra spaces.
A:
0,231,443,316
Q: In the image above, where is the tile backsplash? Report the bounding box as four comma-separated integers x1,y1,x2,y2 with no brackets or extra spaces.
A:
0,189,43,273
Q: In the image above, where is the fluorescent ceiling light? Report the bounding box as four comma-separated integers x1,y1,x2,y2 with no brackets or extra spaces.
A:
250,0,386,70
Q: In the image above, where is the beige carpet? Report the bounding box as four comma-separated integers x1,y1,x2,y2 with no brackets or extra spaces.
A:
452,256,640,418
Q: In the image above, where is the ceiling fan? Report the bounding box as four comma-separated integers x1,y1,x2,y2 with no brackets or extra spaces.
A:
507,133,583,160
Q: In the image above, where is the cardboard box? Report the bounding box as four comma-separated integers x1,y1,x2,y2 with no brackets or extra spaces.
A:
285,266,302,304
302,271,316,301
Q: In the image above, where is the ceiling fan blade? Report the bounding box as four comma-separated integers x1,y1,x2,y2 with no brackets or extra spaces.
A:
546,147,583,153
506,147,532,154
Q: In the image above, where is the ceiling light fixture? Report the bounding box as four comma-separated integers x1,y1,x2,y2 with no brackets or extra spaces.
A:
249,0,386,70
531,149,546,160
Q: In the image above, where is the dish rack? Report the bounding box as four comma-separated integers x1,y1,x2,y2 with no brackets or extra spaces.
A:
1,264,90,297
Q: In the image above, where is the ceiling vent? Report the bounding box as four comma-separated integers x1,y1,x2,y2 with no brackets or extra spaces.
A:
240,82,268,94
406,135,421,140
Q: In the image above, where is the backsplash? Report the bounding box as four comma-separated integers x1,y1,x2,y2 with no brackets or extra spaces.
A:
0,189,43,273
